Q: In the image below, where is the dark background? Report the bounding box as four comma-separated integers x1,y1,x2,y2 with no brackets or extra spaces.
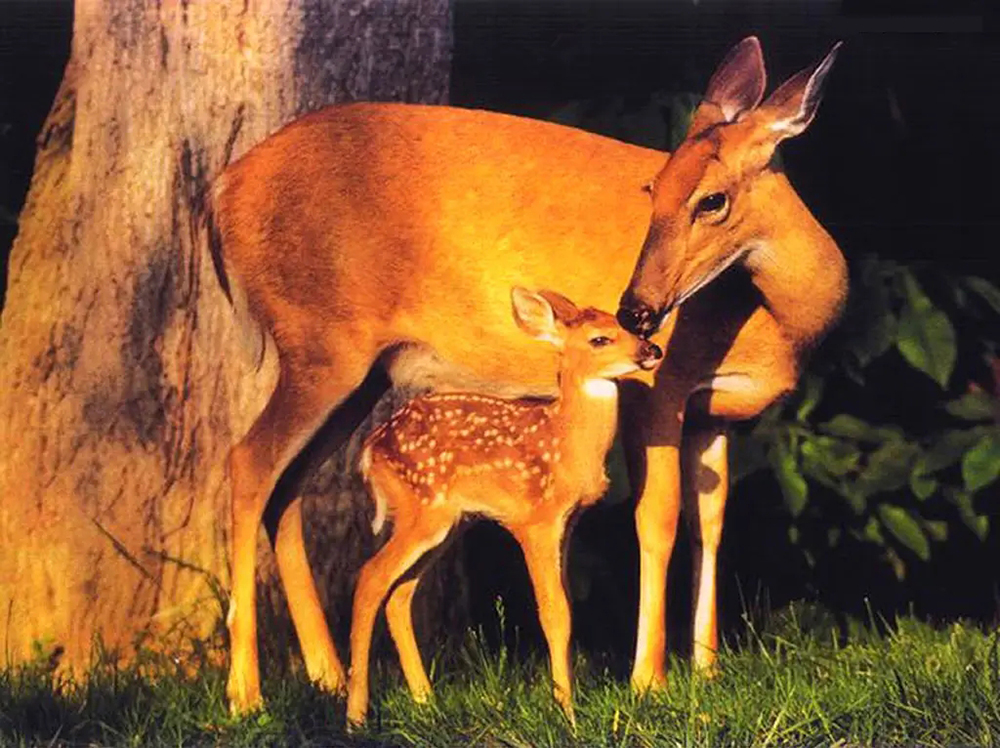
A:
1,0,997,665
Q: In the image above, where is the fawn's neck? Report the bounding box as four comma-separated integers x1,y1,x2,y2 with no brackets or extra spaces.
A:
546,370,620,490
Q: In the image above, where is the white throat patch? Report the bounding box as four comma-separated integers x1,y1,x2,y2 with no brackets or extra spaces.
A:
582,378,618,399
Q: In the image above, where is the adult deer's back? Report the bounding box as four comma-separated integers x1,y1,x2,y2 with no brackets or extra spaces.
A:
212,37,847,714
213,104,664,394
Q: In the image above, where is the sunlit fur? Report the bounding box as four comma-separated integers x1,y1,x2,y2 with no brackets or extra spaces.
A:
212,37,848,716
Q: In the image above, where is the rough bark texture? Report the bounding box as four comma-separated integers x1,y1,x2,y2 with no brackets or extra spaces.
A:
0,0,458,674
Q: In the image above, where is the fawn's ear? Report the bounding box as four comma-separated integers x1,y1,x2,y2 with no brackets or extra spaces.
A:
752,41,841,142
511,286,565,347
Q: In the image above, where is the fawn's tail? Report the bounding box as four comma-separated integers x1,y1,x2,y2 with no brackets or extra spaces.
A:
359,444,387,535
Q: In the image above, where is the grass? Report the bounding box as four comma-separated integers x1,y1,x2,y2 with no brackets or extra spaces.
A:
2,603,999,747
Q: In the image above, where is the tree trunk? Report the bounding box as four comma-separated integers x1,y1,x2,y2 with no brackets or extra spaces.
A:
0,0,458,674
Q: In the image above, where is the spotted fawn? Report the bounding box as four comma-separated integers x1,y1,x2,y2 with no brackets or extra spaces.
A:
347,287,662,727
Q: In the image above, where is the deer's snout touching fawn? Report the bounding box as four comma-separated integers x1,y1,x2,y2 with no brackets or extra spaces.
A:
346,288,662,727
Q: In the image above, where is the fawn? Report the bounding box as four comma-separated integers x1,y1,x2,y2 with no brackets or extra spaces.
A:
346,288,662,727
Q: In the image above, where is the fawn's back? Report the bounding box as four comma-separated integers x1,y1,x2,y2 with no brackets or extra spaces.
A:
362,393,570,528
359,289,663,534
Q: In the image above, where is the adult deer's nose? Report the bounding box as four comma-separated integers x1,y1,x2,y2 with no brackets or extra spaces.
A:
616,299,662,339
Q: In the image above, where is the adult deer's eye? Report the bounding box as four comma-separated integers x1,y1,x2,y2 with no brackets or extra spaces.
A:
695,192,728,215
589,336,613,348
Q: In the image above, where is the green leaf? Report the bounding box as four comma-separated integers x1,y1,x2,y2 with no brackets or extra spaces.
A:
844,299,897,370
861,516,885,545
878,504,930,561
820,414,903,444
801,435,861,488
964,276,1000,316
770,438,808,517
917,427,990,474
961,431,1000,492
856,439,921,497
944,488,991,541
909,470,938,501
945,391,997,422
842,257,898,369
795,374,825,423
921,519,948,543
895,271,957,388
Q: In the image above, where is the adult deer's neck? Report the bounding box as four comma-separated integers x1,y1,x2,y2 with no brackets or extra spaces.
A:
745,178,848,352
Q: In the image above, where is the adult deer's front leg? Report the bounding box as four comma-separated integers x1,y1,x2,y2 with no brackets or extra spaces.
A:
681,423,729,675
622,387,685,692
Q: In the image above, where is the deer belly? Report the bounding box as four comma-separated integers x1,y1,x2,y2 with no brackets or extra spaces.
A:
381,342,560,400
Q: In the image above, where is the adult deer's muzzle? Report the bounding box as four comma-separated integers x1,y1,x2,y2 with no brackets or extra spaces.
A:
617,292,668,339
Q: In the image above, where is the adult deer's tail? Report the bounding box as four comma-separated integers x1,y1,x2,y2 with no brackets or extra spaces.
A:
205,176,266,370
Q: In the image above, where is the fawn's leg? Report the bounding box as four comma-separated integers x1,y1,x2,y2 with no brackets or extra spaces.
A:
266,369,389,695
682,423,729,675
384,576,432,703
513,521,576,728
347,517,451,728
620,385,685,693
226,355,372,714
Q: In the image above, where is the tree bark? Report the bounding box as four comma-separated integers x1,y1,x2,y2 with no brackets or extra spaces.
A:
0,0,457,674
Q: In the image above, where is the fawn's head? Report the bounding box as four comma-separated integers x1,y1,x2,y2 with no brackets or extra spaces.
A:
617,36,842,337
511,287,662,387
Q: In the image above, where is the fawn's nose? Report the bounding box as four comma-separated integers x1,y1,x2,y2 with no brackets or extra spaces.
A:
638,341,663,370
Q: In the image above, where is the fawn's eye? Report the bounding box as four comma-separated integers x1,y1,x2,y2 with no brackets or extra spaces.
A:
695,192,728,216
589,336,613,348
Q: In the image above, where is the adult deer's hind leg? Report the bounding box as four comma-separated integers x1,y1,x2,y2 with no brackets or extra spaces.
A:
681,422,729,675
226,351,375,714
266,367,390,697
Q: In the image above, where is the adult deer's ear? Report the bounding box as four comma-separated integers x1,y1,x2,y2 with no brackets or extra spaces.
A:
703,36,767,121
755,41,842,141
511,287,565,347
688,36,767,136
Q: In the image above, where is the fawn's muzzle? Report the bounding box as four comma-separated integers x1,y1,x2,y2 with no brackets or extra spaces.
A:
638,341,663,370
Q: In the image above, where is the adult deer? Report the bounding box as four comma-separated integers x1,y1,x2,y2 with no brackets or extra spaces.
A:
348,288,662,727
210,37,847,713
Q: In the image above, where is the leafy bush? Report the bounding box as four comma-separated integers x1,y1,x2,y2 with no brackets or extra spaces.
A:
732,257,999,578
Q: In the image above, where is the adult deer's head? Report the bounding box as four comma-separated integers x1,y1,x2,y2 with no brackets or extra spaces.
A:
617,36,841,338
